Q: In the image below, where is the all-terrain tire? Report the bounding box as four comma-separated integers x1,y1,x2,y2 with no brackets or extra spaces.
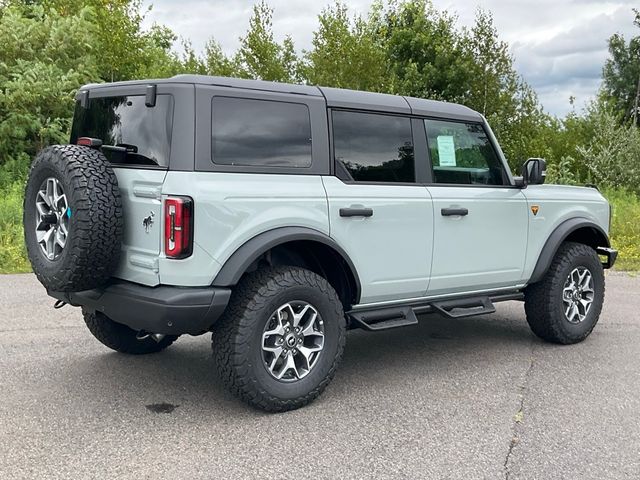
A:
211,266,346,412
524,241,605,344
23,145,123,292
83,309,178,354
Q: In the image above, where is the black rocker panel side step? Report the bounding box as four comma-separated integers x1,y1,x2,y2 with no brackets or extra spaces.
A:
430,296,496,319
348,306,419,331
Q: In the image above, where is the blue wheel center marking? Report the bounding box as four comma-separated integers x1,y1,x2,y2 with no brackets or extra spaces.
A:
66,208,71,218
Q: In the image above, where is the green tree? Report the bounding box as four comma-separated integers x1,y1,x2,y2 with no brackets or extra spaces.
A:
304,2,386,91
236,1,300,82
463,9,518,117
44,0,181,81
575,104,640,191
602,8,640,125
0,3,98,175
372,0,471,100
203,40,241,77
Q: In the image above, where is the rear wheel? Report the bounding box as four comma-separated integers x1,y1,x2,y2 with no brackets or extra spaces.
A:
83,309,178,354
524,242,605,344
212,266,346,412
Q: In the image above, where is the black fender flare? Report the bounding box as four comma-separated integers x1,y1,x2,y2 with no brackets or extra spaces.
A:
212,226,362,303
528,217,610,284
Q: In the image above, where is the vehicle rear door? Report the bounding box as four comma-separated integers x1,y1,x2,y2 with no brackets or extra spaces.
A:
323,109,434,305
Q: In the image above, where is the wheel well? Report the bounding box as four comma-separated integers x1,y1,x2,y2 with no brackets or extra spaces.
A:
564,226,609,251
243,240,358,310
529,220,611,284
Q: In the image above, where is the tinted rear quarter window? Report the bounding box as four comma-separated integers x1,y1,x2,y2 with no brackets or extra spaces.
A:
70,95,174,167
332,111,415,183
211,97,312,168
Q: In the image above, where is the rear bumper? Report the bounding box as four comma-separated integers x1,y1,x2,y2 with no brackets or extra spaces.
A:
597,247,618,269
48,280,232,335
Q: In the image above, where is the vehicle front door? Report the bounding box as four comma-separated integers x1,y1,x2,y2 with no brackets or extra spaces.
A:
423,118,529,295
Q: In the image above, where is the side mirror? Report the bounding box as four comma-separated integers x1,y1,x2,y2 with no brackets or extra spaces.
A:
520,158,546,186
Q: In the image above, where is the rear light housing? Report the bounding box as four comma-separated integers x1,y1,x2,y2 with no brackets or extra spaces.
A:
77,137,103,148
164,196,193,259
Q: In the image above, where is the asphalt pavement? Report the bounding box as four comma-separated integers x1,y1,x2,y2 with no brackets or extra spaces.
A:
1,273,639,479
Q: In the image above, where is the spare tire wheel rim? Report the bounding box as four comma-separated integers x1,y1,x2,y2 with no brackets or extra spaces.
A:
562,266,594,324
35,177,69,260
261,301,325,382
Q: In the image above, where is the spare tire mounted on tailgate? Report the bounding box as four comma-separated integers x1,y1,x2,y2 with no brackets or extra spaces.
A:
23,145,124,292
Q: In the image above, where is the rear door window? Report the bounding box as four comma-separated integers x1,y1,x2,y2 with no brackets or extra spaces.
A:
332,110,415,183
70,95,174,167
211,97,312,168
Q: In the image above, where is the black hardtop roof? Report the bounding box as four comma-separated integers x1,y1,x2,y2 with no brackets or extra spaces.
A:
81,74,483,122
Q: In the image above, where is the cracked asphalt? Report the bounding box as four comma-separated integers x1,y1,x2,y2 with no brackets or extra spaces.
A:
1,273,639,479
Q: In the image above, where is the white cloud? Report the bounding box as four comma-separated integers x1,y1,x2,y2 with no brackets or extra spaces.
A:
142,0,639,116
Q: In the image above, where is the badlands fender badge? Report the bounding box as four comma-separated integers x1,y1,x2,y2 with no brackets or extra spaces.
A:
531,205,540,216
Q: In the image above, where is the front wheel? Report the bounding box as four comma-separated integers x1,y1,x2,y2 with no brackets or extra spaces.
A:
211,266,346,412
524,242,605,344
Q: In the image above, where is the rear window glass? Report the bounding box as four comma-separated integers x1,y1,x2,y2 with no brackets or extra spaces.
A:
70,95,174,167
211,97,312,168
332,110,415,183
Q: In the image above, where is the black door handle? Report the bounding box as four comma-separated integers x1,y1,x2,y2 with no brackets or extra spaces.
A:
340,207,374,218
441,207,468,216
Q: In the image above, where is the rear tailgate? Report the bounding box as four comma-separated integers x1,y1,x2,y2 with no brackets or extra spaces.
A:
112,168,167,286
70,87,185,287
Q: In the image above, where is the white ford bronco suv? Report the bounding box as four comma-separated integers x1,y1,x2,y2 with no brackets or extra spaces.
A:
23,75,617,412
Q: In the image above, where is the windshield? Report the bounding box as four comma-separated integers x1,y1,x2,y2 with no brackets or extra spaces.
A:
70,94,174,167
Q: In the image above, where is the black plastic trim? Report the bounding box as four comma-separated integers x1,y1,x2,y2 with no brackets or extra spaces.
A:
79,89,90,108
597,246,618,269
528,218,611,284
49,281,231,335
431,296,495,318
212,226,362,303
441,207,468,216
347,290,523,331
145,84,157,107
349,306,418,331
412,117,433,184
339,207,373,217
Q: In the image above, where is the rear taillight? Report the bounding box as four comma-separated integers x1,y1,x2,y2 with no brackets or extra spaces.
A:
164,196,193,259
76,137,103,148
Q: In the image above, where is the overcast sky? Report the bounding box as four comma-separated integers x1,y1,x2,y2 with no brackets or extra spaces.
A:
142,0,639,117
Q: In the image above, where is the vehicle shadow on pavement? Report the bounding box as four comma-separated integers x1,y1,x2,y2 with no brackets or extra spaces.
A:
57,304,534,415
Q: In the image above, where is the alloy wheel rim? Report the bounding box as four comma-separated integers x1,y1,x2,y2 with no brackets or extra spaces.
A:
35,177,69,260
562,267,594,324
261,301,325,382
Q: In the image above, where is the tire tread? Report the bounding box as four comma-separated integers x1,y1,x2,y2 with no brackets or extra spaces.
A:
212,266,346,412
24,145,123,292
524,241,605,344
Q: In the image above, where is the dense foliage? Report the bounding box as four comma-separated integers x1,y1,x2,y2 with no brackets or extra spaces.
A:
0,0,639,272
602,8,640,126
